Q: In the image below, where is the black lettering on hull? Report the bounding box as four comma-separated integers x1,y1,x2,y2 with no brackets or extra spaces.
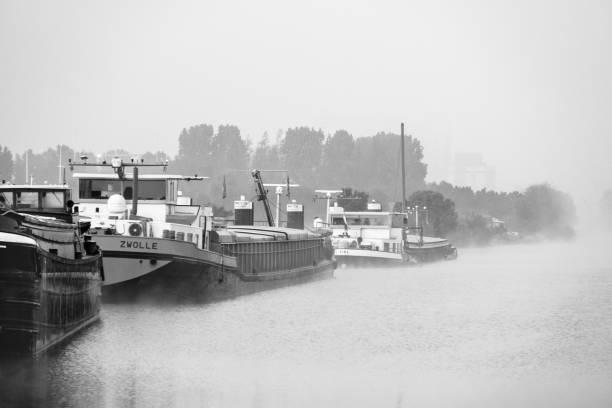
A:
119,240,160,251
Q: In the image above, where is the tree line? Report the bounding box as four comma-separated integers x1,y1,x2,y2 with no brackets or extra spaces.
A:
0,126,426,216
0,123,578,244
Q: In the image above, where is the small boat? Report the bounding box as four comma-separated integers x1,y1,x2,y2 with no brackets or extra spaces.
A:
0,184,102,355
326,123,457,266
328,204,457,266
70,159,335,301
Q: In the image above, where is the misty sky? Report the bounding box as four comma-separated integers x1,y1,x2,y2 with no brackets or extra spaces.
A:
1,0,611,204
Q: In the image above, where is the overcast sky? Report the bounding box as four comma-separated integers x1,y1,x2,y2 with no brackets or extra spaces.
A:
1,0,610,209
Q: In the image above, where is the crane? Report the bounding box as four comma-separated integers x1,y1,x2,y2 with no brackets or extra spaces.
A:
251,170,275,227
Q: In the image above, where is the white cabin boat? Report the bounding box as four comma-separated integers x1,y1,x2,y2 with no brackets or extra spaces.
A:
329,204,456,265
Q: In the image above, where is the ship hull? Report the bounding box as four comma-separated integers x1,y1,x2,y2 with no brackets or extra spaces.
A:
92,235,335,302
0,235,102,355
104,257,335,302
92,235,236,287
334,248,406,267
334,245,457,267
406,244,458,263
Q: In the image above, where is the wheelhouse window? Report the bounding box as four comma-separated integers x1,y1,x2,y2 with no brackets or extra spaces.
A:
42,191,65,209
346,217,361,226
330,217,341,225
16,191,38,209
79,179,122,199
361,216,388,226
79,178,166,200
331,217,345,226
135,180,165,200
0,191,13,208
331,215,392,227
391,214,404,228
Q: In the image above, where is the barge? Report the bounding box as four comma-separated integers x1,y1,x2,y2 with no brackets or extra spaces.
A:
0,184,102,355
329,204,456,266
69,159,335,301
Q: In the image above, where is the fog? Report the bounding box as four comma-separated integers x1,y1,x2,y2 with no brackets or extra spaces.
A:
1,1,611,214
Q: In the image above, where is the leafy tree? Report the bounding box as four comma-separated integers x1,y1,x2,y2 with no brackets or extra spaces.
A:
175,124,214,177
212,125,249,173
407,190,458,237
517,184,576,237
251,132,281,171
319,130,355,188
210,125,251,205
280,127,324,185
351,132,427,202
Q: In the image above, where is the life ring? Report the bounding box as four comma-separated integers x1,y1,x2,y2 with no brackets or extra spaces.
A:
349,240,358,249
128,223,143,236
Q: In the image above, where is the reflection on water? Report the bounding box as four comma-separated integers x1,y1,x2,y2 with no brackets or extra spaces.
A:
2,237,612,407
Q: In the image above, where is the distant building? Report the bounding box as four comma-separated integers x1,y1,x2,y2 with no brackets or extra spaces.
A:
453,153,495,191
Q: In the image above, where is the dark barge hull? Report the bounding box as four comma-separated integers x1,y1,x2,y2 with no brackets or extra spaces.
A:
103,257,335,303
406,244,458,263
0,243,102,355
97,229,336,302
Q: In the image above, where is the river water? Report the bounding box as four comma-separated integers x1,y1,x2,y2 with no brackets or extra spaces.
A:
2,237,612,407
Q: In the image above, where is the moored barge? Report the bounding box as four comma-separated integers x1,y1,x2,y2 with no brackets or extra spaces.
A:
0,184,102,355
69,160,334,301
329,203,457,266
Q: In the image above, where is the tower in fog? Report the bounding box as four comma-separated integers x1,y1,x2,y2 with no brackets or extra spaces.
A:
453,153,496,191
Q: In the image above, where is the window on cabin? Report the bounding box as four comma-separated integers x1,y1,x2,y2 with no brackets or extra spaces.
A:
347,217,361,225
79,178,166,200
331,217,345,226
79,179,122,199
42,191,65,209
136,180,166,200
16,191,38,209
361,216,387,226
0,191,13,208
391,214,404,228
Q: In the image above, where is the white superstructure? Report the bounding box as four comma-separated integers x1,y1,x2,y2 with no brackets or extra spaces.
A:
73,172,204,227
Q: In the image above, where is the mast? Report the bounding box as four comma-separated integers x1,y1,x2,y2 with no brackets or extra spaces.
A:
131,166,139,217
401,123,406,213
58,147,63,184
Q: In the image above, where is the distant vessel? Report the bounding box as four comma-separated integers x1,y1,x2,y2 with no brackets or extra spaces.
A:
326,123,457,266
329,203,456,265
70,159,335,301
0,184,102,355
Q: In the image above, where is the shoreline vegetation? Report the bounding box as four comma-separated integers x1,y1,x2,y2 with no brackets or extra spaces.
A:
0,124,577,246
